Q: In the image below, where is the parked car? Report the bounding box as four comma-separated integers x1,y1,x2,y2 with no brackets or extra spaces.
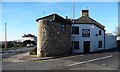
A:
27,44,33,47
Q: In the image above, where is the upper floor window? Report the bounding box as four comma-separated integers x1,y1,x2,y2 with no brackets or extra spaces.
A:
82,29,90,37
99,30,102,35
72,27,79,34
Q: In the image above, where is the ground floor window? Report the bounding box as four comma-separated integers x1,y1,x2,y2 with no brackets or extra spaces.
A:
98,41,102,48
72,41,79,49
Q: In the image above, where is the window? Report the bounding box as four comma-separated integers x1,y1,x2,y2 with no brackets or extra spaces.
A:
61,24,65,30
82,29,90,37
72,27,79,34
72,41,79,49
99,30,102,35
98,41,102,48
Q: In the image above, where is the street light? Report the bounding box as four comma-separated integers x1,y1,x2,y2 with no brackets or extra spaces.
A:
5,23,7,49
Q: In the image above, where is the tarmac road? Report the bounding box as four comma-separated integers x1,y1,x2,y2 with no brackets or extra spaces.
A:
2,48,119,70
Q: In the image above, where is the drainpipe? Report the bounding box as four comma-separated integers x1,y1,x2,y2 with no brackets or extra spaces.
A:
104,30,106,51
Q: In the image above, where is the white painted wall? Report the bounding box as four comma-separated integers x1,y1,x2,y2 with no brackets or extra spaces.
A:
22,37,36,42
105,35,117,49
71,24,105,53
117,36,120,40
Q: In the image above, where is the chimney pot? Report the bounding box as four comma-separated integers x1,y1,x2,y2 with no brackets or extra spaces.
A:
66,16,68,19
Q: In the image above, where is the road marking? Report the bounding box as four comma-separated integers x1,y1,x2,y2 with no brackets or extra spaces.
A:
88,58,101,62
100,55,112,59
102,63,106,66
68,61,87,67
16,49,20,51
68,55,113,67
0,52,8,55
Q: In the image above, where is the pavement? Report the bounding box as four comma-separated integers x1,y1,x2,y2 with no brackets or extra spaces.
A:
2,52,53,62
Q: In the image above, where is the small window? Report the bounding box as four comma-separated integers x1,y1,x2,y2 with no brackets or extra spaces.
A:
98,41,102,48
72,27,79,34
72,41,79,49
61,24,65,30
99,30,102,35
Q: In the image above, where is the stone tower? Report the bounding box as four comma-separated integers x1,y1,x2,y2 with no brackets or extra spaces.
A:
36,14,72,57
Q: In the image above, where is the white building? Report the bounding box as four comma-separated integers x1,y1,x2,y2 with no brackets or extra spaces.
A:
72,10,105,53
22,34,37,42
105,33,117,49
117,36,120,40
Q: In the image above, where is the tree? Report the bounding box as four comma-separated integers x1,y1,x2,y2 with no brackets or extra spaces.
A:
114,25,120,37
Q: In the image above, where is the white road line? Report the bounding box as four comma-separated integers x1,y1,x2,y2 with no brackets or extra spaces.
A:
68,55,113,67
68,61,87,67
80,55,84,56
100,55,113,59
16,49,20,51
0,52,8,55
88,58,101,62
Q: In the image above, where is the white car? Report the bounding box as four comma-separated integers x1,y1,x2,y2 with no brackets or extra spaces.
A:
27,44,33,47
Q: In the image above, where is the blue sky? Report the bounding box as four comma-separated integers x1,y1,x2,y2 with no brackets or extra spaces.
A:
1,2,118,41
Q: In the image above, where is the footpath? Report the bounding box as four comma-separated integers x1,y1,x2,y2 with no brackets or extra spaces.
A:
3,52,53,62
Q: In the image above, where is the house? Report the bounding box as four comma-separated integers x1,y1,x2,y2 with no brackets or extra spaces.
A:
36,10,117,57
117,36,120,40
36,14,71,57
105,33,117,49
71,10,105,53
22,34,37,43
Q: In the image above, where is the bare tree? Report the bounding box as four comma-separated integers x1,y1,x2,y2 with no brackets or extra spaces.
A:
115,25,120,37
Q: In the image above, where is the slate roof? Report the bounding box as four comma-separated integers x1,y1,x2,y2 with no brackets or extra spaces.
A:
73,16,105,30
36,14,71,24
73,10,105,30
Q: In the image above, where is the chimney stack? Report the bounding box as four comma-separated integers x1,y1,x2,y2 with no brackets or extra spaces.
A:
66,16,68,19
82,10,89,17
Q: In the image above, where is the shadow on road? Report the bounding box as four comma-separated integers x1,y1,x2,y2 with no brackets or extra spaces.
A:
52,48,120,58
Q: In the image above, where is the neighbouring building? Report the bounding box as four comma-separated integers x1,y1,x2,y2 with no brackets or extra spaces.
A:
36,10,117,57
36,14,71,57
22,34,37,43
117,36,120,40
105,33,117,49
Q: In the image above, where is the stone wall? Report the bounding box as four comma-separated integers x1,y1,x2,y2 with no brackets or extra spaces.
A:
37,20,71,57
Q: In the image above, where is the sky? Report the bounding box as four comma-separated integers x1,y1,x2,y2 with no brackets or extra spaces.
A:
0,2,118,41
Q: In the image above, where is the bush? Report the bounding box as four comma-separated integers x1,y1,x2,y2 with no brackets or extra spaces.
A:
29,48,37,55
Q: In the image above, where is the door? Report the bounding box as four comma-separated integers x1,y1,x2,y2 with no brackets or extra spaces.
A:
83,41,90,54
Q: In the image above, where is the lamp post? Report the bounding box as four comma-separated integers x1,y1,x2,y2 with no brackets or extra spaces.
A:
72,0,75,52
5,23,7,49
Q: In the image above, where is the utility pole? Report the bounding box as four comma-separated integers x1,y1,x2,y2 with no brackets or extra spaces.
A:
72,0,75,52
5,23,7,49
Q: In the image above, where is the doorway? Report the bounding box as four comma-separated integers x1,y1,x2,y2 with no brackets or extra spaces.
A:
83,41,90,54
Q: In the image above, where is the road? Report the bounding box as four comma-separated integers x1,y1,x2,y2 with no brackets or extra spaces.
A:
0,47,35,58
2,48,119,70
